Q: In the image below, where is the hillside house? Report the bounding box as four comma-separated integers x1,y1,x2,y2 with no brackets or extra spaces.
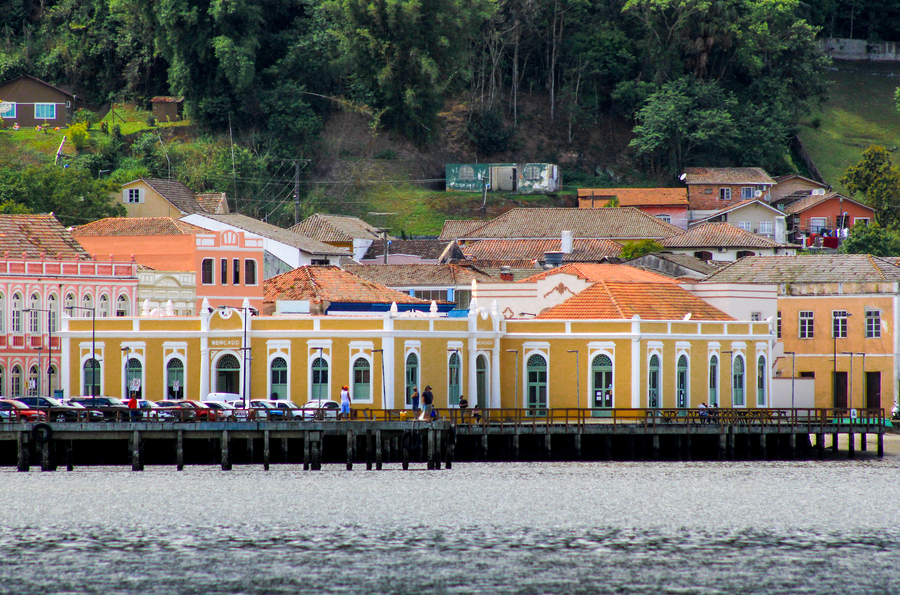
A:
577,188,690,229
689,199,787,243
114,178,228,218
446,163,561,194
150,96,184,122
780,192,876,245
684,167,775,213
0,75,75,128
661,222,798,261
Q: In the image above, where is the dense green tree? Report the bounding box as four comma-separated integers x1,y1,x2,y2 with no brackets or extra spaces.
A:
619,238,664,259
840,146,900,227
839,222,900,257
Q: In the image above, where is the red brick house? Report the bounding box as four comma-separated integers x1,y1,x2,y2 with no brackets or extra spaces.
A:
577,188,690,229
782,192,876,245
684,167,775,212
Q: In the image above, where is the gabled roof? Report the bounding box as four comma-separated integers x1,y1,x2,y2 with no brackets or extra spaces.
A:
461,239,622,262
690,199,784,225
123,178,208,214
704,255,900,284
0,214,90,259
288,214,383,243
455,208,682,240
662,222,795,249
72,217,209,237
625,252,723,277
263,266,427,305
782,192,873,215
576,188,688,206
683,167,775,185
0,74,74,98
344,264,495,286
195,193,228,214
535,281,733,321
773,173,829,188
150,96,184,103
362,239,451,261
189,214,348,255
520,262,676,284
439,220,488,240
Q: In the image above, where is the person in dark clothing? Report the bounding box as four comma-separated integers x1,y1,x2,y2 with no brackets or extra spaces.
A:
421,385,434,421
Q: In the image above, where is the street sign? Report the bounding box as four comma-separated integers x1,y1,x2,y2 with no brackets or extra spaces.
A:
129,378,141,391
172,380,180,392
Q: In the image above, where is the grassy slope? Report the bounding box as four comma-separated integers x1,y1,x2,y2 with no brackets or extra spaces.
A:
798,60,900,193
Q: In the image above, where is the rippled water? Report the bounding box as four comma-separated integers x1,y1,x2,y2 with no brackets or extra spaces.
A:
1,460,899,594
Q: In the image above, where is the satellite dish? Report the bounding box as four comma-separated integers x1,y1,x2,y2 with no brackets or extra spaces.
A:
754,190,762,197
0,102,11,115
679,173,687,181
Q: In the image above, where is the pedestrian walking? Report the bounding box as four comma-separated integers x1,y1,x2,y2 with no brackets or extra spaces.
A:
421,385,434,421
340,385,351,420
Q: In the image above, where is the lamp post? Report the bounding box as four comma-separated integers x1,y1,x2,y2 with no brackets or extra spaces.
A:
833,311,851,409
36,346,42,398
567,350,579,409
66,305,97,398
372,349,386,409
506,350,519,410
121,345,132,399
218,305,255,409
23,307,53,398
784,351,796,410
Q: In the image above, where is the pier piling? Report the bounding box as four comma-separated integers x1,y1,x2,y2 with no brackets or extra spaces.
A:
221,430,231,471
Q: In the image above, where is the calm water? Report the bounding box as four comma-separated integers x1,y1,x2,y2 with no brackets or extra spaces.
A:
1,461,899,594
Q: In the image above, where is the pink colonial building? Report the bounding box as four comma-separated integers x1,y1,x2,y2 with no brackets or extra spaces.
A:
0,215,138,399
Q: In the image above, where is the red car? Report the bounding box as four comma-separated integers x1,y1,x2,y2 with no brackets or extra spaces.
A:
155,400,216,421
0,399,49,422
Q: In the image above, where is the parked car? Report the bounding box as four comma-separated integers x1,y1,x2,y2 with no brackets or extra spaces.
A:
70,397,130,421
155,400,215,421
300,399,341,420
251,399,301,418
202,401,237,420
0,399,48,422
232,400,284,421
16,396,102,422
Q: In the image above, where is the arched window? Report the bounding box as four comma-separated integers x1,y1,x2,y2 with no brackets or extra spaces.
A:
125,357,142,399
116,294,129,317
757,355,766,407
11,365,22,397
736,250,756,259
591,354,613,408
65,292,75,315
99,294,110,318
83,358,100,396
709,355,719,407
27,365,39,396
48,294,58,333
733,355,745,406
270,357,288,400
311,357,328,400
167,358,184,399
526,354,548,411
216,354,241,394
476,354,488,409
11,293,22,333
448,352,461,406
353,358,370,402
648,354,660,408
82,294,93,317
0,293,5,333
48,365,57,395
677,354,689,408
405,352,418,406
28,293,40,333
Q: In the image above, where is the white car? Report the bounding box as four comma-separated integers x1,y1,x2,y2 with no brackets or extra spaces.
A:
300,399,340,420
252,399,304,418
231,400,283,421
202,401,237,420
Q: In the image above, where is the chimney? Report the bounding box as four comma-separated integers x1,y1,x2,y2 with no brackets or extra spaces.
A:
561,230,573,254
500,265,513,281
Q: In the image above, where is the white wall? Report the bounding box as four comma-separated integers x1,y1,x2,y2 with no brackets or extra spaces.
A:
771,377,816,409
682,282,778,322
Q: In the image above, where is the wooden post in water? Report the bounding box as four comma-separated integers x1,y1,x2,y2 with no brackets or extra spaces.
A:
303,433,310,470
17,432,29,472
759,432,766,460
860,431,866,451
427,428,435,469
313,435,322,470
445,429,454,469
402,440,410,470
544,433,552,461
604,434,612,461
176,430,184,471
877,429,884,457
789,432,796,459
221,430,231,470
42,440,53,472
817,433,825,459
435,428,442,470
282,438,289,463
848,429,855,459
131,431,142,472
263,430,270,471
831,431,839,453
512,432,520,461
375,430,383,470
481,434,488,462
247,436,254,464
726,429,734,460
346,430,354,471
66,441,74,472
574,433,581,460
652,434,660,460
718,430,726,461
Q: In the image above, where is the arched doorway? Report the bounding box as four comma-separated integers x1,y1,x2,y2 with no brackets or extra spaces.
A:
756,355,766,406
311,357,328,400
676,354,689,408
405,353,418,407
708,355,719,406
27,365,39,396
83,358,100,396
526,354,547,414
216,353,241,394
733,355,745,406
125,358,143,399
167,358,185,399
648,355,660,408
475,354,488,409
11,365,21,397
448,352,461,407
591,354,613,410
270,357,287,400
352,358,370,402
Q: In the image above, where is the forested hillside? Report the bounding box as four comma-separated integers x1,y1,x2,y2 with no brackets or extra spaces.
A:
0,0,887,228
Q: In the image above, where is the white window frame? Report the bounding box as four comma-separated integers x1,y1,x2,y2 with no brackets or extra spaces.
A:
809,217,827,233
832,310,849,339
737,221,752,232
866,309,881,338
34,103,56,120
855,218,870,227
758,221,773,235
741,187,754,200
799,311,814,339
655,214,672,223
719,188,731,201
1,103,16,119
125,188,143,204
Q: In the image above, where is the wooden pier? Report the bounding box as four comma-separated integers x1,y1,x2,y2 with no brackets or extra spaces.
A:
0,408,887,471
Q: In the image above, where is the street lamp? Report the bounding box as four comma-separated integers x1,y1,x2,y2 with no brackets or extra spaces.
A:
567,350,579,409
218,305,255,409
121,345,132,399
783,351,796,409
833,311,852,409
372,349,386,409
506,350,519,409
66,305,97,398
23,307,53,398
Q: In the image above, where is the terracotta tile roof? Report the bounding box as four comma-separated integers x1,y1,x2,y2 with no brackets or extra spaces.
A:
0,214,90,259
536,281,733,320
439,220,488,240
362,239,451,261
195,193,228,214
576,188,688,206
662,222,796,249
519,262,677,284
625,252,723,277
192,214,348,255
123,178,209,214
263,266,428,304
461,239,622,262
683,167,775,185
289,214,383,243
455,208,681,240
72,217,209,237
781,192,873,215
345,263,495,286
704,254,900,284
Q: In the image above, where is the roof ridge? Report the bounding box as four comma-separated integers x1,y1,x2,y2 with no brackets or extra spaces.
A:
600,280,627,318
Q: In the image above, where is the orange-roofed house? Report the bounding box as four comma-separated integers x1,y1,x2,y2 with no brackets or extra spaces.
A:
72,217,265,313
577,188,689,229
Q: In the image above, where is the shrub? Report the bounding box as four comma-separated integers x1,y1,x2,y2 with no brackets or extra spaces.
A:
73,109,99,128
69,122,90,151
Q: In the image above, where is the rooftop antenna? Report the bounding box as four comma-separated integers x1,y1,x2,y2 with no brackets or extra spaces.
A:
368,212,397,264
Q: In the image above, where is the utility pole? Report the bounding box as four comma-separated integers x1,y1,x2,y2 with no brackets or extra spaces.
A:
282,159,310,225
